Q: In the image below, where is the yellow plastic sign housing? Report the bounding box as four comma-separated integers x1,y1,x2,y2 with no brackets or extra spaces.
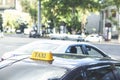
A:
30,51,53,61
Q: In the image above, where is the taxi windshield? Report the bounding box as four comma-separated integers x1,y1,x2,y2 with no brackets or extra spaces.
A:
15,42,59,54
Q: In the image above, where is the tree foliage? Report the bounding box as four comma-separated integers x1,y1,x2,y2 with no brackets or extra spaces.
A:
20,0,105,33
20,0,38,23
42,0,102,33
2,10,31,31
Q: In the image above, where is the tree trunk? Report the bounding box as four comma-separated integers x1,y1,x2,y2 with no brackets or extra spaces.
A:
81,14,87,37
117,7,120,42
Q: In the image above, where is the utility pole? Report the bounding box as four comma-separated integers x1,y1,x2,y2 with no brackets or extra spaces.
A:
37,0,41,37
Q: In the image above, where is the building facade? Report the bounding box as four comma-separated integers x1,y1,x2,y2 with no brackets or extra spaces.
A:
100,6,120,39
85,13,100,34
86,6,120,40
0,0,16,12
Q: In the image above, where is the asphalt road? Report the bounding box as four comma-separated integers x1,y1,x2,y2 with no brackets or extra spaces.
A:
0,36,47,57
0,35,120,60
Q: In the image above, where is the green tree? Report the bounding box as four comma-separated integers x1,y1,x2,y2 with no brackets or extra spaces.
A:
20,0,38,24
42,0,101,34
20,0,103,34
0,14,3,32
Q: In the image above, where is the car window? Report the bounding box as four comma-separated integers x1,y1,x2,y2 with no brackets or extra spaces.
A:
61,67,84,80
66,45,84,55
72,74,84,80
113,65,120,79
86,65,117,80
62,64,120,80
85,45,104,57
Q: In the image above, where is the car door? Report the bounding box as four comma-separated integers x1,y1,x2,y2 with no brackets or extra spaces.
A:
85,63,120,80
61,63,120,80
113,64,120,79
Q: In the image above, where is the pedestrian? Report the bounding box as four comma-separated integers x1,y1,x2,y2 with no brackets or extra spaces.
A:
0,14,4,38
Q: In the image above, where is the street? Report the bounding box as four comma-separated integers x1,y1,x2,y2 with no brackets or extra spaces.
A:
0,36,47,57
94,43,120,55
0,36,120,60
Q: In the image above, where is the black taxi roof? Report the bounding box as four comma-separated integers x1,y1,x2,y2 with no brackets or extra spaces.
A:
52,54,118,68
0,54,119,80
0,54,118,70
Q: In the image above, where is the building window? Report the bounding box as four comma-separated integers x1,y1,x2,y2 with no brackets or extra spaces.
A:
105,10,108,18
0,0,15,9
0,0,3,5
111,9,116,17
5,0,15,5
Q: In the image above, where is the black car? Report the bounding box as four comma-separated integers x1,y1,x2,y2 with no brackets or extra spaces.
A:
29,30,40,38
29,24,40,38
0,51,119,80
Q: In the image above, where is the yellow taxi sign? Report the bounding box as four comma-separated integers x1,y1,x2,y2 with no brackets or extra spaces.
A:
30,51,53,61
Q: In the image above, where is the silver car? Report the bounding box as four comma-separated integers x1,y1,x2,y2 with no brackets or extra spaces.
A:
1,40,110,60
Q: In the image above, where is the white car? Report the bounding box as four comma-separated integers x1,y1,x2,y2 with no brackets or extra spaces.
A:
49,33,68,40
49,33,84,41
1,40,110,60
85,34,103,42
66,34,85,41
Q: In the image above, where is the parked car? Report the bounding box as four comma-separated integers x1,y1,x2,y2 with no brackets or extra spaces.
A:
29,29,39,38
0,51,119,80
29,24,41,38
85,34,104,42
1,40,110,61
49,33,68,40
49,33,85,42
66,34,85,42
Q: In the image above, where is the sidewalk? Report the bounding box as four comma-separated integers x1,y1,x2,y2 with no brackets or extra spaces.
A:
109,39,120,43
96,39,120,45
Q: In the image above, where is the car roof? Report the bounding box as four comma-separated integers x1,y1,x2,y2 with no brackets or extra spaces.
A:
0,54,118,70
52,54,118,68
0,54,119,80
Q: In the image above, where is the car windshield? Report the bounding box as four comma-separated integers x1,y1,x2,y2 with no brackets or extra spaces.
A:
15,42,59,54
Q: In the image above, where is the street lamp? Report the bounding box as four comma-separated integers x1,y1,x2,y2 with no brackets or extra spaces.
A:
37,0,41,37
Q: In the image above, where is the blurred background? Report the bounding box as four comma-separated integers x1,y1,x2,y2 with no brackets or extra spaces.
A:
0,0,119,41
